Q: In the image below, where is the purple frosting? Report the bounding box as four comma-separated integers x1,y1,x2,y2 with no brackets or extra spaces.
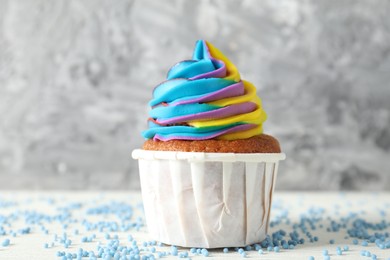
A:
155,102,257,125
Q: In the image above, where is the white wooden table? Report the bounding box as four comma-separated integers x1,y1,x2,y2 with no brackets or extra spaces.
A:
0,192,389,259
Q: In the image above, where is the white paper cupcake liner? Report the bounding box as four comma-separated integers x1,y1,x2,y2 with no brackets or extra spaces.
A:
132,149,286,248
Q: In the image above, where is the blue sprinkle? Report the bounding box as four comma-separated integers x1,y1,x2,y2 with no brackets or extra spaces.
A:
323,256,330,260
343,245,349,251
223,248,229,253
267,246,273,251
322,249,328,256
238,248,244,254
201,248,209,257
258,249,263,254
179,251,188,258
171,246,178,256
362,240,368,246
2,238,10,247
329,239,335,244
336,249,342,255
274,246,280,252
352,239,358,245
44,243,49,248
190,248,197,254
308,257,315,260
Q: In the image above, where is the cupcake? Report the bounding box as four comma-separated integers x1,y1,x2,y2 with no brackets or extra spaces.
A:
132,40,285,248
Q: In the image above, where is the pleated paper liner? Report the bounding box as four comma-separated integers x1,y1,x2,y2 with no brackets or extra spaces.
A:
132,150,286,248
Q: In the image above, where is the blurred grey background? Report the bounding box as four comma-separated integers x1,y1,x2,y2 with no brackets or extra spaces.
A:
0,0,389,190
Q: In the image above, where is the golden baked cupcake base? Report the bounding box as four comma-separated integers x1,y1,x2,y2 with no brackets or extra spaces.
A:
143,134,281,153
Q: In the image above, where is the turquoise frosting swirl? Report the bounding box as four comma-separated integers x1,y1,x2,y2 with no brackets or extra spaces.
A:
142,40,266,141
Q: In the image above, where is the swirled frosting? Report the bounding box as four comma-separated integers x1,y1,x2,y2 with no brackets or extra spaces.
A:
142,40,267,141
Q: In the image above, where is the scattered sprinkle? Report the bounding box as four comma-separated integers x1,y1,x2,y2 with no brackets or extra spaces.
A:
2,239,10,247
201,248,209,257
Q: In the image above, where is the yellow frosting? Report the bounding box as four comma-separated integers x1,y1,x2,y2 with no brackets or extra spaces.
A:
186,41,266,140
